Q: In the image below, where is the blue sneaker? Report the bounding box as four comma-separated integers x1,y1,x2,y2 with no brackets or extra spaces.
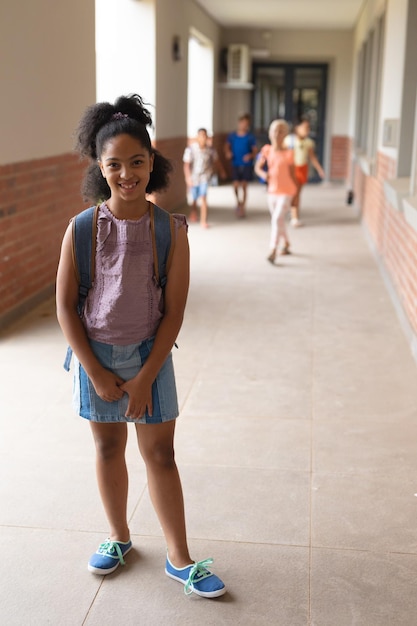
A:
165,556,226,598
88,539,132,575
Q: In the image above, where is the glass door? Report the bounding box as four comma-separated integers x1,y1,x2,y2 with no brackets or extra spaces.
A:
252,63,327,182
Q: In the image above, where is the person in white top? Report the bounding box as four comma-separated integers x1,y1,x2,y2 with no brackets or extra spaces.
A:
183,129,226,228
284,118,325,227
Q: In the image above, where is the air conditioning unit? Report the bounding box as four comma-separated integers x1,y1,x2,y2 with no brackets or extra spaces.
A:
227,44,251,84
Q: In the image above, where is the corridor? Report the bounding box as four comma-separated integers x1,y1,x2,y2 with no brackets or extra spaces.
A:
2,182,417,625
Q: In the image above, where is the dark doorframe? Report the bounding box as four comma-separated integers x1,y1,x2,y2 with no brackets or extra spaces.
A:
251,62,328,182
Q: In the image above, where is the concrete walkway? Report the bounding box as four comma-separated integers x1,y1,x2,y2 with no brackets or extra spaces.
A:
2,182,417,625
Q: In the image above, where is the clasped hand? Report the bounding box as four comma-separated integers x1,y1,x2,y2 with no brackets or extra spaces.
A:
120,377,153,419
91,368,153,418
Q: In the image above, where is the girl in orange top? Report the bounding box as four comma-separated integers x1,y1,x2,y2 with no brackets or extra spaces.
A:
255,119,298,263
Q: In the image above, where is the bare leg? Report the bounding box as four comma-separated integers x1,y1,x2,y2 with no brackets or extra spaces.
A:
189,199,198,222
240,181,248,216
136,421,192,568
90,422,130,542
291,183,303,223
200,195,208,227
233,181,240,206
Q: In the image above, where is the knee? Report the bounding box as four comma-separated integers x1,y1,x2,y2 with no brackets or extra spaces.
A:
94,435,125,461
141,442,176,470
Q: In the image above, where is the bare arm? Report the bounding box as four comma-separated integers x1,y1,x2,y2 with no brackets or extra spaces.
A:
56,223,125,402
289,163,298,187
120,224,190,418
183,161,192,188
254,152,267,182
308,147,325,179
214,155,227,180
224,141,233,161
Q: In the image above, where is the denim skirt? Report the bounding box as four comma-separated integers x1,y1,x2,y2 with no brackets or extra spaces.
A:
73,338,179,424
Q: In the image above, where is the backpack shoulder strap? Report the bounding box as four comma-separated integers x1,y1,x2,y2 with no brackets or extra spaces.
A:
150,203,175,289
71,205,99,314
64,205,97,370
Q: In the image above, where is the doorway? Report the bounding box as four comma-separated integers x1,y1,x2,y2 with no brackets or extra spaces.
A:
252,63,327,182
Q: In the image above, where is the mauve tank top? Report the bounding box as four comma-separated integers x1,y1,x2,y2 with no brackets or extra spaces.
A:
82,203,186,345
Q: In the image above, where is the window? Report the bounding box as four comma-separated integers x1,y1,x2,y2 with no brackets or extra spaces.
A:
187,30,214,137
400,0,417,190
354,14,385,168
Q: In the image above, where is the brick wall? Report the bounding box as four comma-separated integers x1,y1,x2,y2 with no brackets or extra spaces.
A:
0,154,86,329
151,136,188,211
353,161,365,213
212,132,231,179
345,137,353,187
330,135,350,180
357,151,417,336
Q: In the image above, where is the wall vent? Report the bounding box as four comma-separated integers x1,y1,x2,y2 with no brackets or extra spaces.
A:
382,119,399,147
227,44,250,84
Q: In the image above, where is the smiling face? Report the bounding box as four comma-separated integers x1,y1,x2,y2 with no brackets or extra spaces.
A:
98,133,154,208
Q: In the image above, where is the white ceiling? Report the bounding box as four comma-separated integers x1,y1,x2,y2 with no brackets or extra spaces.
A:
193,0,366,30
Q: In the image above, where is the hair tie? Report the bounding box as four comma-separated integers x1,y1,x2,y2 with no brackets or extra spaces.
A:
112,112,129,120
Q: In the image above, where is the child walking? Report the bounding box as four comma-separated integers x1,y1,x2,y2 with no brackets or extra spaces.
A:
56,94,225,598
283,117,325,227
255,119,298,264
183,128,225,228
224,113,257,218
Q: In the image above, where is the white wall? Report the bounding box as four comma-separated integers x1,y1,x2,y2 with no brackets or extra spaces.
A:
378,0,408,154
96,0,156,123
154,0,189,138
217,87,253,135
354,0,386,42
153,0,221,139
0,0,95,164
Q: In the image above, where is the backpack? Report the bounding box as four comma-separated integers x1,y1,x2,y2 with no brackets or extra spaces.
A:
256,148,268,184
63,203,175,371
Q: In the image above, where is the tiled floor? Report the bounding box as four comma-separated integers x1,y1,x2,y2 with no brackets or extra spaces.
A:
2,182,417,625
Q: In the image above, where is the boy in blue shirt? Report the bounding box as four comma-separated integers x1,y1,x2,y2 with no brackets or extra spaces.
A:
224,113,257,218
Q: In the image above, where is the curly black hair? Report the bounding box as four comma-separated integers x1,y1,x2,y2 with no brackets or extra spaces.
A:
74,94,172,203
